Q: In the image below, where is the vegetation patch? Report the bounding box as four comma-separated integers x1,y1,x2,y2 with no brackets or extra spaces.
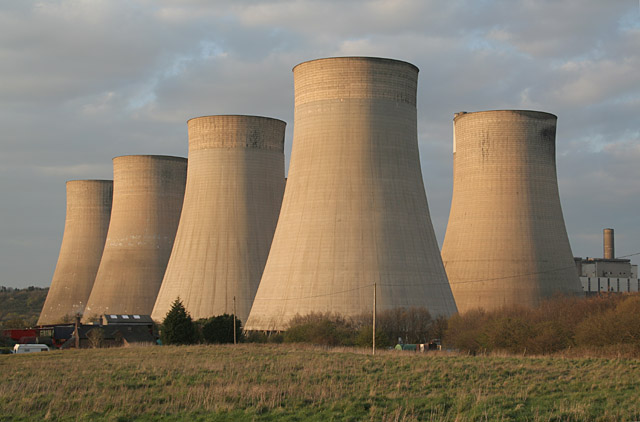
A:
2,344,640,421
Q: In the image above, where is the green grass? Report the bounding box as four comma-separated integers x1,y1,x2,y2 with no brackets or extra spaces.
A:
1,344,639,421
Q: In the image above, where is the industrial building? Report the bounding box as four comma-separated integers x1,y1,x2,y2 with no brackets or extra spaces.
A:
38,180,113,325
82,155,187,322
152,115,286,323
576,229,639,295
441,110,583,313
245,57,458,331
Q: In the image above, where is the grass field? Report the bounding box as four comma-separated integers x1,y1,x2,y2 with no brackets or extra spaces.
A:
1,344,639,421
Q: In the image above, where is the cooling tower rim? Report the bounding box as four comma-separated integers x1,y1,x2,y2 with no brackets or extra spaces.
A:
186,114,286,125
292,56,419,73
65,179,113,184
111,154,187,163
453,109,557,122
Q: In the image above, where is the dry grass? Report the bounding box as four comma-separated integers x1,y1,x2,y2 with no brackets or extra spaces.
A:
1,344,640,421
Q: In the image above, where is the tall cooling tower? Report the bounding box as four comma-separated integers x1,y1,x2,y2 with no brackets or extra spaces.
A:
441,110,583,313
38,180,112,325
245,57,457,331
82,155,187,321
151,116,285,323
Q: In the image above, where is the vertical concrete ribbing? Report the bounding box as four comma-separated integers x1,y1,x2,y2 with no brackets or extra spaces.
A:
442,110,583,313
152,116,285,323
38,180,112,325
245,57,457,331
82,155,186,321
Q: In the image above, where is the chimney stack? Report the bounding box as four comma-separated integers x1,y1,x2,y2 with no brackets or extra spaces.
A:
603,228,614,259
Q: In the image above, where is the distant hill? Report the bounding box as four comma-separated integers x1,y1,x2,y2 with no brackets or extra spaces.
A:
0,286,48,328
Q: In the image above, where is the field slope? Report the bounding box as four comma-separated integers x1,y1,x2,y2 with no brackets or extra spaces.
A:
1,344,639,421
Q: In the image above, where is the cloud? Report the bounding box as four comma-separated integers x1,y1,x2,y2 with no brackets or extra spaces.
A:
0,0,638,287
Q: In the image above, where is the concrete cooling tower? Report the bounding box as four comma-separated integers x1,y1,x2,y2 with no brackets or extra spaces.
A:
38,180,112,325
441,110,583,313
82,155,187,321
245,57,458,331
151,115,285,323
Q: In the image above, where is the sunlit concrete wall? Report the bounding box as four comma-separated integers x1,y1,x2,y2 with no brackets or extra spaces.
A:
152,115,285,323
245,57,457,331
38,180,112,325
83,155,186,321
441,110,583,313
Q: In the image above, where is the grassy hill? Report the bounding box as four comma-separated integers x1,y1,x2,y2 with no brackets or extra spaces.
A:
0,286,48,328
1,344,639,421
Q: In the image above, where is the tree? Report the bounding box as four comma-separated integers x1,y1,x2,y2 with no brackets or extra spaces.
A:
201,314,243,344
161,298,197,345
87,328,104,348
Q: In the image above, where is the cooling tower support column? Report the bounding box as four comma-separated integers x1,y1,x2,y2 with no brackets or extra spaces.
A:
151,115,286,323
245,57,457,331
441,110,583,313
38,180,112,325
603,228,614,259
82,155,186,321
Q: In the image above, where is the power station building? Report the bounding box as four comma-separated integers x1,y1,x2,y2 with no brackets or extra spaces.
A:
82,155,187,322
575,229,639,294
151,115,286,323
38,180,113,325
441,110,584,313
245,57,458,331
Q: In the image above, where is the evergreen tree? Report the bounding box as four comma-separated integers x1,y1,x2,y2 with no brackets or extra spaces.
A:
161,298,197,345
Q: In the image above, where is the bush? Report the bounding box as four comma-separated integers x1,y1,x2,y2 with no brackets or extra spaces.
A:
355,325,393,348
376,307,433,345
200,314,243,344
284,313,357,346
443,293,640,356
161,298,197,345
575,295,640,347
445,310,489,354
280,307,436,348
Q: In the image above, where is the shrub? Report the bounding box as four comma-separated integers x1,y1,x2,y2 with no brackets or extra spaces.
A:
355,325,393,348
485,315,534,354
200,314,243,344
161,298,197,345
575,295,640,347
443,293,640,355
376,307,433,345
444,309,489,354
284,313,356,346
281,307,436,348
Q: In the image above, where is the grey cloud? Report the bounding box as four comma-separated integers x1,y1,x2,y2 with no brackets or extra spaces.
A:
0,0,638,288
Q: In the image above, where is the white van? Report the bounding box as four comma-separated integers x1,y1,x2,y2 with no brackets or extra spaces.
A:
13,344,50,354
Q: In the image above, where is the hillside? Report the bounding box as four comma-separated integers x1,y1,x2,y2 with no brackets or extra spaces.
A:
0,286,48,328
1,344,639,421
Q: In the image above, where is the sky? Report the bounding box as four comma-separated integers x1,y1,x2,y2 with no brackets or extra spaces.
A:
1,0,638,288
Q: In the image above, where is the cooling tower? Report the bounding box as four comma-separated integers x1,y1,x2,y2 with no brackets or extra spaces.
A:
38,180,112,325
441,110,583,313
82,155,187,321
151,115,285,323
604,228,614,259
245,57,458,331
